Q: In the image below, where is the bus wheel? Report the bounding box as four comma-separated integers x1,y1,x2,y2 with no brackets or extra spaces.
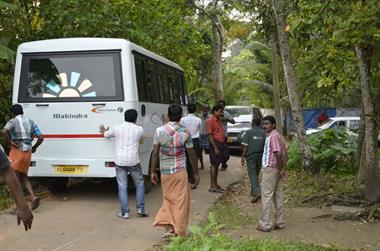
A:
48,177,69,193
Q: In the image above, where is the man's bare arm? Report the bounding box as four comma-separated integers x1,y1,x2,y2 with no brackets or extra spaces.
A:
0,168,33,231
207,134,220,155
151,144,160,185
32,135,43,153
2,128,12,148
241,145,248,166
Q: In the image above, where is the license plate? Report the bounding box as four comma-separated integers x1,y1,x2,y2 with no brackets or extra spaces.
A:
54,165,88,175
227,137,236,143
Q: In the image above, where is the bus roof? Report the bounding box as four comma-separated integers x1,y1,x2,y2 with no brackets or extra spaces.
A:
17,38,183,71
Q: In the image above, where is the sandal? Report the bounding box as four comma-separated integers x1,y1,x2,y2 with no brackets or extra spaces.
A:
208,187,224,193
216,185,226,192
256,225,271,232
161,231,176,239
31,197,40,210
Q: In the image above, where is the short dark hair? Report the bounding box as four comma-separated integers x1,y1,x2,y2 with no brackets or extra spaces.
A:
124,109,138,123
218,100,226,106
168,103,182,122
11,104,23,116
212,104,223,113
263,115,276,127
252,117,261,126
187,103,196,113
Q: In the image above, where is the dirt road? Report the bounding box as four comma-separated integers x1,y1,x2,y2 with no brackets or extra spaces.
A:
0,156,243,251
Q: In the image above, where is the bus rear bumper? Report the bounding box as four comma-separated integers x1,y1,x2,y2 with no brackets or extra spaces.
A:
28,158,117,178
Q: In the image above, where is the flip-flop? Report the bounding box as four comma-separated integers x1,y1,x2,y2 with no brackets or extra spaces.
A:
256,225,271,232
31,197,40,210
161,231,176,239
216,185,226,192
208,188,224,193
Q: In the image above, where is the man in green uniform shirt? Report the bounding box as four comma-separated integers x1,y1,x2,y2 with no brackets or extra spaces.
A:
241,118,266,203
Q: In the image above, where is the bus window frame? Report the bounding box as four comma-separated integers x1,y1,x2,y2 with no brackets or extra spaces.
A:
18,50,124,103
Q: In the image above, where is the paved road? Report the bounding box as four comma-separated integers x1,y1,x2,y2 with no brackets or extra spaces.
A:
0,155,243,251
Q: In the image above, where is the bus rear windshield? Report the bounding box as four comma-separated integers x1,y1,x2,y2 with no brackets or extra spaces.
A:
18,50,123,102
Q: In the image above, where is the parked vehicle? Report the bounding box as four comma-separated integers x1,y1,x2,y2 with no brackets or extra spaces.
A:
306,117,360,135
225,106,263,149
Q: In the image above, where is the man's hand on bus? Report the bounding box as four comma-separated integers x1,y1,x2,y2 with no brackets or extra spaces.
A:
151,172,159,185
99,125,109,134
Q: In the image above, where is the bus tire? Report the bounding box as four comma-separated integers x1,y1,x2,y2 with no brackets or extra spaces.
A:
48,177,69,193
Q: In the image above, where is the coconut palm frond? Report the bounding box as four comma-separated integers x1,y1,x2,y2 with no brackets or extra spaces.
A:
245,41,282,64
238,79,274,92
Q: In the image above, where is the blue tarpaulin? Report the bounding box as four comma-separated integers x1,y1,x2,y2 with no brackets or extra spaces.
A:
285,108,337,133
302,108,336,129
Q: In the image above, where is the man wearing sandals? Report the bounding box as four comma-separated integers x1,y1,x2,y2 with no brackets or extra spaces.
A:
2,104,44,211
241,117,266,203
206,104,228,193
151,104,199,237
258,115,287,232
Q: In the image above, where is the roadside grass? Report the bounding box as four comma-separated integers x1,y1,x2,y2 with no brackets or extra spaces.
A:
164,213,351,251
163,173,356,251
284,171,361,207
208,196,255,229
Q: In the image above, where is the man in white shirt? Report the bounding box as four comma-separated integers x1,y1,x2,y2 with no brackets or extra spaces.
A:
99,109,147,219
180,103,201,189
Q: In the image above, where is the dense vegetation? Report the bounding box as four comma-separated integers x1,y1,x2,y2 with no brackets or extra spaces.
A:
287,129,358,174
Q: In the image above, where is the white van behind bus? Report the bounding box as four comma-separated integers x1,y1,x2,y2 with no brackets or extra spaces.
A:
12,38,187,191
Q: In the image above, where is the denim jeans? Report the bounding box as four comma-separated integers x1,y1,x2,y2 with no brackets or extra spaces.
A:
115,163,145,214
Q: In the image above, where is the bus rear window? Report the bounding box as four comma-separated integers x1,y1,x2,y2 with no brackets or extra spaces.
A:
18,50,123,102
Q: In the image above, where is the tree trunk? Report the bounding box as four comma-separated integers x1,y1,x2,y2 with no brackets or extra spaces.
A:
355,45,380,202
272,0,316,173
211,0,224,101
271,40,283,134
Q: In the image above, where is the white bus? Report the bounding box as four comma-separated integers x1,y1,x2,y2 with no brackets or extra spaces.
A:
12,38,187,191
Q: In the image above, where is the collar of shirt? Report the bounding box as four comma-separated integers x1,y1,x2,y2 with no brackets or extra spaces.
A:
266,129,276,136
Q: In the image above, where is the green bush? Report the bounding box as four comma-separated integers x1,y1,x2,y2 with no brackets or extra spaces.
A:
287,129,357,174
0,183,12,209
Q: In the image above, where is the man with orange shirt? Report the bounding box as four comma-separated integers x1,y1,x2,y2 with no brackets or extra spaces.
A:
206,104,228,193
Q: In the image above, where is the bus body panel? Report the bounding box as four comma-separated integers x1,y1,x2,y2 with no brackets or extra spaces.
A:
12,38,184,178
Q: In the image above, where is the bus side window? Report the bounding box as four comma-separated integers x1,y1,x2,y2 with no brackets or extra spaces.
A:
146,60,160,103
135,56,148,101
178,73,186,105
158,63,171,103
